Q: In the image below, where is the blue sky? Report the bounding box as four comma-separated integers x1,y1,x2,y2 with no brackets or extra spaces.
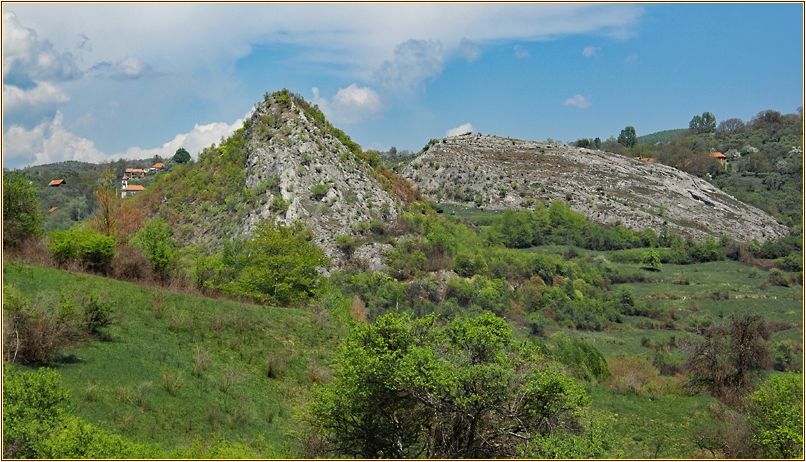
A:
3,3,803,169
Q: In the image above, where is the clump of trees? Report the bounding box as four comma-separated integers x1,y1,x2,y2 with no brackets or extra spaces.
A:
307,312,611,458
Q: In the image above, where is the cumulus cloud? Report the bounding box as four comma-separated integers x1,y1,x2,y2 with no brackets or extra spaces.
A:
117,116,247,160
563,94,591,108
2,11,82,87
446,123,474,137
374,39,444,93
514,44,530,58
3,81,70,114
582,46,599,57
3,111,249,168
312,84,384,124
459,38,480,62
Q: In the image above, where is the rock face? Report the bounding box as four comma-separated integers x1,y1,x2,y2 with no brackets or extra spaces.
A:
241,92,399,266
401,135,787,243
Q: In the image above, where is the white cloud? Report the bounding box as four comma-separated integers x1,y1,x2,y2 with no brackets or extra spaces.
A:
114,56,153,79
625,54,638,63
373,39,444,93
582,46,599,57
312,84,384,124
3,80,70,113
117,117,245,160
3,111,249,168
563,94,591,108
446,123,474,137
459,38,480,62
514,44,530,58
2,11,81,87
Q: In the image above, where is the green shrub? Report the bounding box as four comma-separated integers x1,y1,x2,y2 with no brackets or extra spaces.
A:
49,227,115,272
3,364,70,458
746,373,803,459
310,184,329,200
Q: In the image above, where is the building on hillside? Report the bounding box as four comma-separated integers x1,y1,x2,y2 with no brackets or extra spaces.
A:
121,184,145,198
48,206,58,213
125,168,146,178
710,151,728,167
48,179,67,187
149,163,164,174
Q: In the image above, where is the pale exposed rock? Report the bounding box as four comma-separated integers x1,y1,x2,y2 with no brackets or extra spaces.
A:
401,134,787,243
240,93,400,266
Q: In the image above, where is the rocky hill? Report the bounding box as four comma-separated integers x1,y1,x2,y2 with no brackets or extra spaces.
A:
141,90,400,268
401,134,787,243
241,91,399,265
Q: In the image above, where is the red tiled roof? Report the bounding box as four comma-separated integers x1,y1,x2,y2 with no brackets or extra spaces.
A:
48,206,58,213
122,185,145,191
48,179,65,186
710,151,727,159
152,163,164,169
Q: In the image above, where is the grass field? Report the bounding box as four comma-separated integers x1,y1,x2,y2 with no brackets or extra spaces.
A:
3,262,343,457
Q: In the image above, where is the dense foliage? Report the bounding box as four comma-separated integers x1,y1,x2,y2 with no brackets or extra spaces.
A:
308,312,610,458
3,174,43,247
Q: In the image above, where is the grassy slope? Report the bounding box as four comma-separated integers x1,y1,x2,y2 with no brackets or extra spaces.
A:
3,262,343,457
4,252,802,458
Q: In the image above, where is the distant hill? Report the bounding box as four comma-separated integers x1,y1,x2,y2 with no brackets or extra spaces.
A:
637,128,689,144
400,134,788,243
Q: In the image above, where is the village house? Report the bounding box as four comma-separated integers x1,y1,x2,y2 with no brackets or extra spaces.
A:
125,168,146,178
710,151,728,167
121,184,145,198
48,179,67,187
149,162,165,174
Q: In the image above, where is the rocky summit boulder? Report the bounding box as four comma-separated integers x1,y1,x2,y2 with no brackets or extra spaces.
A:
402,134,787,243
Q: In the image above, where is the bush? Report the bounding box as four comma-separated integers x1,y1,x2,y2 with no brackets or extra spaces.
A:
49,227,115,273
3,174,43,248
552,335,611,383
3,364,70,458
746,373,803,459
3,285,81,364
310,184,329,200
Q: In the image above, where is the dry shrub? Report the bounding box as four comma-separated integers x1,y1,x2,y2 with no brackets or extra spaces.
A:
266,352,288,379
693,403,756,458
10,237,51,267
111,245,153,282
758,319,793,339
350,295,367,322
2,287,83,364
605,356,661,395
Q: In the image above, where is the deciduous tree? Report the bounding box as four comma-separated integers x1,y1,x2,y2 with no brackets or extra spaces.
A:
308,312,609,459
618,126,637,148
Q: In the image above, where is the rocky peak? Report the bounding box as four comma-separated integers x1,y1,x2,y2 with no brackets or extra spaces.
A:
240,90,399,266
401,134,787,242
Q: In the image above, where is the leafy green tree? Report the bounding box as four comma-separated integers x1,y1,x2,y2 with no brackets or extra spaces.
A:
618,126,637,148
173,147,191,163
308,312,607,458
132,218,176,281
640,248,662,271
746,373,803,459
3,365,70,458
222,221,329,305
3,174,43,248
689,111,717,134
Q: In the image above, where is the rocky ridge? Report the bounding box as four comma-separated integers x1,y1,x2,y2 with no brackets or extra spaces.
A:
401,134,787,242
